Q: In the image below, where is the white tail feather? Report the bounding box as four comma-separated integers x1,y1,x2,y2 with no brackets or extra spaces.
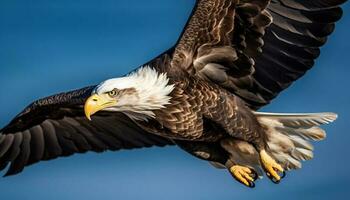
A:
255,112,337,170
288,135,314,150
255,112,337,127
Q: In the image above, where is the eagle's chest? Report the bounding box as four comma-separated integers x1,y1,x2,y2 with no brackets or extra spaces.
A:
134,80,224,141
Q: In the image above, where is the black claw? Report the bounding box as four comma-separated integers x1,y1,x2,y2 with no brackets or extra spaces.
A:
251,170,258,181
266,172,276,184
271,178,280,184
272,167,286,179
247,168,258,188
266,171,285,184
280,171,286,179
248,181,255,188
230,172,257,188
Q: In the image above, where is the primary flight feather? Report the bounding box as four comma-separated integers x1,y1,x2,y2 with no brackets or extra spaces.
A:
0,0,346,188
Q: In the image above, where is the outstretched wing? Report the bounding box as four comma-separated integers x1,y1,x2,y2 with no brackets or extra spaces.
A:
165,0,346,109
0,86,173,176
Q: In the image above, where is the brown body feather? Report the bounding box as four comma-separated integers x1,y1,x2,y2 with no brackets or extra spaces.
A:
135,77,267,150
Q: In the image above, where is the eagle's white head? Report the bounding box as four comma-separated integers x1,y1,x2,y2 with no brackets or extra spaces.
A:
84,66,174,121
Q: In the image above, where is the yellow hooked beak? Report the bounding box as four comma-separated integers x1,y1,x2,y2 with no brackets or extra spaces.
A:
84,94,117,120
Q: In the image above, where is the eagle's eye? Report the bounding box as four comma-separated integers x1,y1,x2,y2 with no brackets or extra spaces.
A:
108,90,118,97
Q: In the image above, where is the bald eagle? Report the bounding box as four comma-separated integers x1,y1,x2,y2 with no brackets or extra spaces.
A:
0,0,346,188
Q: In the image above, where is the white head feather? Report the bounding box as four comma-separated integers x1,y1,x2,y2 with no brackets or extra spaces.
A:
93,66,175,120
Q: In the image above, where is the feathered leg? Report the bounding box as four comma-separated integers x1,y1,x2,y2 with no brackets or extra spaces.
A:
204,94,285,183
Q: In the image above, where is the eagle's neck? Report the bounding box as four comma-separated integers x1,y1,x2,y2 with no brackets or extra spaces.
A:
111,66,175,121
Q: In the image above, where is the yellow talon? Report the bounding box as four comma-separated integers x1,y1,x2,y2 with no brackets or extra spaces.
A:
229,165,256,187
260,150,284,182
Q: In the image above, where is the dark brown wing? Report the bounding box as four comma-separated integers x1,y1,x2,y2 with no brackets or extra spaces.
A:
166,0,346,109
247,0,346,108
0,86,173,176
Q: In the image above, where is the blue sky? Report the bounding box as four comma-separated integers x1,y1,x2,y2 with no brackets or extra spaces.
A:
0,0,349,199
